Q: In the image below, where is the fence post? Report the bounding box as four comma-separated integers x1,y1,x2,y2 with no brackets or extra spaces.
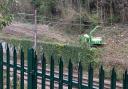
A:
0,43,3,89
88,63,93,89
59,58,63,89
68,59,73,89
33,52,37,89
99,65,104,89
27,48,34,89
13,47,17,89
20,48,24,89
78,61,83,89
110,68,116,89
42,54,46,89
125,71,128,89
123,70,128,89
41,54,46,89
50,55,54,89
6,44,10,89
123,73,125,89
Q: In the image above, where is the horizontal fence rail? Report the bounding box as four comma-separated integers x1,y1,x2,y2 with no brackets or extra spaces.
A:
0,43,128,89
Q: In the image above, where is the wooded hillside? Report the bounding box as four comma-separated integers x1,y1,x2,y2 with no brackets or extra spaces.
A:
1,0,127,23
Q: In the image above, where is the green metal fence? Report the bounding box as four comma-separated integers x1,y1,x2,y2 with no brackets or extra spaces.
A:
0,43,128,89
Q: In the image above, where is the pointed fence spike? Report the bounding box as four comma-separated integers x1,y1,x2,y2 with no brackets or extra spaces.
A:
20,48,24,89
111,68,116,89
78,61,83,89
42,53,46,63
59,57,63,89
88,63,93,89
33,52,37,89
27,48,34,89
50,55,54,89
126,71,128,89
123,74,125,89
124,70,128,89
99,65,104,89
6,44,10,89
68,59,73,89
13,47,17,89
123,70,127,89
42,53,46,89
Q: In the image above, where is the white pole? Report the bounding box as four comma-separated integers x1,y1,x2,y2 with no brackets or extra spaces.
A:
34,9,37,50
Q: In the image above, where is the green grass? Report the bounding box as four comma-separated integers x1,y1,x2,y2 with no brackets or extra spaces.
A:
0,34,100,69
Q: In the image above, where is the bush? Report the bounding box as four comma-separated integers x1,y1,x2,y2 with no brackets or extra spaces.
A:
0,15,14,30
3,38,100,69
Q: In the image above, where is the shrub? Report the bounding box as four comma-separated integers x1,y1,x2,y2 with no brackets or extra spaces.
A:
3,38,100,69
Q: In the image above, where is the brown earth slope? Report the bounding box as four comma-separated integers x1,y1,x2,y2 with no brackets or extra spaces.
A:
98,24,128,69
2,22,78,44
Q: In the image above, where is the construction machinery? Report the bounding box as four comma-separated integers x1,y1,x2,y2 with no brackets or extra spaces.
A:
80,26,105,47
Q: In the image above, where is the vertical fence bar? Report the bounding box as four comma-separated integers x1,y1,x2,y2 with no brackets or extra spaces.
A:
6,44,10,89
78,62,83,89
0,43,3,89
32,51,35,89
50,55,54,89
13,47,17,89
126,71,128,89
20,48,24,89
125,72,128,89
68,60,73,89
88,64,93,89
110,68,116,89
27,48,34,89
33,52,37,89
59,58,63,89
123,73,125,89
123,70,128,89
123,70,127,89
42,54,46,89
125,71,128,89
99,65,104,89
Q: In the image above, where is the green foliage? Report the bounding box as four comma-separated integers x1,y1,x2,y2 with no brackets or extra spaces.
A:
78,47,100,69
0,4,8,14
3,38,100,69
0,15,14,30
0,0,12,14
0,2,14,30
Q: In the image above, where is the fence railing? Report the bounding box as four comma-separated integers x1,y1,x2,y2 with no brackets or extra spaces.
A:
0,43,128,89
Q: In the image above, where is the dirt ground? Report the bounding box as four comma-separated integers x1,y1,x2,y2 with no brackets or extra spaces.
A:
97,24,128,69
3,22,78,44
